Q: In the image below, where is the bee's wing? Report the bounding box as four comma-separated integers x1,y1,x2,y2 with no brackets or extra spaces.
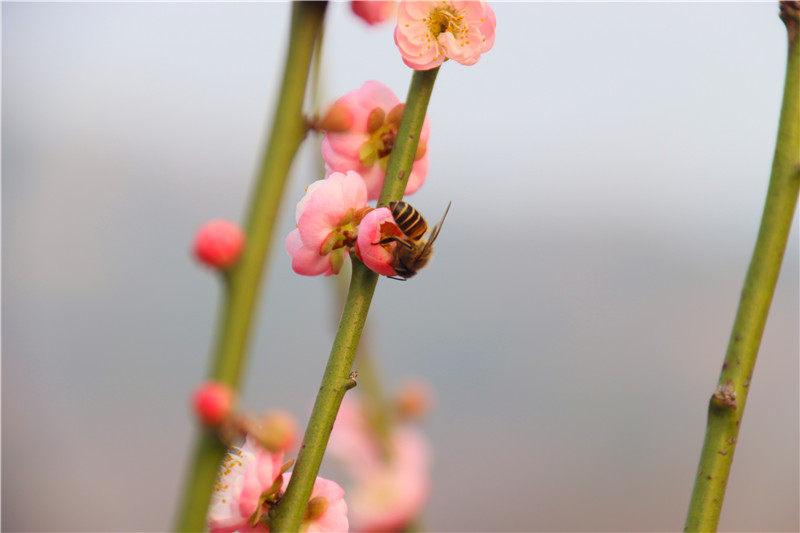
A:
424,201,452,248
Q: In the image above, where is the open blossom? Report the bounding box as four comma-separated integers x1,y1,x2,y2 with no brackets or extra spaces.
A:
281,474,349,533
207,437,286,533
321,81,430,200
328,395,431,532
208,435,347,533
394,1,497,70
286,171,370,276
346,430,429,533
354,207,400,278
351,1,396,25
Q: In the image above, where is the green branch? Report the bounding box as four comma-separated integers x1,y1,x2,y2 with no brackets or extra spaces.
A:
684,4,800,531
269,67,440,533
174,3,327,531
378,68,440,206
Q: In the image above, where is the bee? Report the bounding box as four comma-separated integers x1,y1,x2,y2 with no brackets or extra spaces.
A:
375,200,452,280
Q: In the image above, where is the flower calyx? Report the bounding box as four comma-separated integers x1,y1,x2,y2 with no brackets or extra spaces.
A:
246,459,296,528
359,104,412,170
314,102,355,133
320,206,374,256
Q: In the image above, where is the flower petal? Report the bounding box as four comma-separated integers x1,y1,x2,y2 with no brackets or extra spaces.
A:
355,208,399,278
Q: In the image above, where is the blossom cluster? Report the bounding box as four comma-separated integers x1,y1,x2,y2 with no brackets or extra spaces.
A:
192,3,496,531
207,436,348,533
287,79,431,279
286,169,409,279
327,391,432,532
286,1,496,279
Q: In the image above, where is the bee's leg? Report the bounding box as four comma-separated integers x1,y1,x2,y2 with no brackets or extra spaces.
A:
373,236,413,249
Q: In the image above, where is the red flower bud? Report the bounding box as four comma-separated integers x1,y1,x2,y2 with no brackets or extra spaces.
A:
193,219,245,270
192,381,235,426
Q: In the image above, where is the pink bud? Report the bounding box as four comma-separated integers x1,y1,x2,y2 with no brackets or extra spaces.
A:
192,381,235,426
352,0,396,25
193,219,245,270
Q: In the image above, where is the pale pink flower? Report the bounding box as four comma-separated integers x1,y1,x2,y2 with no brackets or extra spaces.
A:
354,207,400,278
286,171,370,276
281,474,349,533
207,437,287,533
394,1,497,70
192,381,235,426
194,219,245,270
321,81,431,200
328,395,431,532
352,1,396,25
347,428,430,532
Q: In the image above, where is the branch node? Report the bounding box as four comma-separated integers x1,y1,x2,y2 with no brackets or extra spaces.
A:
711,379,738,410
345,370,358,390
780,1,799,47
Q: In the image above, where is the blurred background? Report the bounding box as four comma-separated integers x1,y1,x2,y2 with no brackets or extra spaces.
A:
3,2,798,532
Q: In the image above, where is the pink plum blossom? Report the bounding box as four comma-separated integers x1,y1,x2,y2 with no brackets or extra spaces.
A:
192,381,235,426
207,437,287,533
354,207,401,278
321,81,431,200
281,474,349,533
194,219,245,270
286,171,370,276
394,1,497,70
351,1,396,25
328,395,431,532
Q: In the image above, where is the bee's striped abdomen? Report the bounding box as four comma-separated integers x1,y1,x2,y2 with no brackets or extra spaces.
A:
388,201,428,241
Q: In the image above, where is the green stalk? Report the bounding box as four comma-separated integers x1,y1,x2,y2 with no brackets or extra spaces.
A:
270,67,440,533
378,67,440,206
684,4,800,531
331,264,394,459
175,3,327,531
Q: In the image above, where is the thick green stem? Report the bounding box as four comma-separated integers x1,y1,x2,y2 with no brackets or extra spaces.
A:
270,67,440,533
175,3,327,531
684,4,800,531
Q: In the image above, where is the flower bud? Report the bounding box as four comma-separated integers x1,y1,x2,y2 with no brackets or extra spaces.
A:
317,102,354,133
250,410,300,453
192,381,235,426
395,380,433,420
193,219,245,270
304,496,329,522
